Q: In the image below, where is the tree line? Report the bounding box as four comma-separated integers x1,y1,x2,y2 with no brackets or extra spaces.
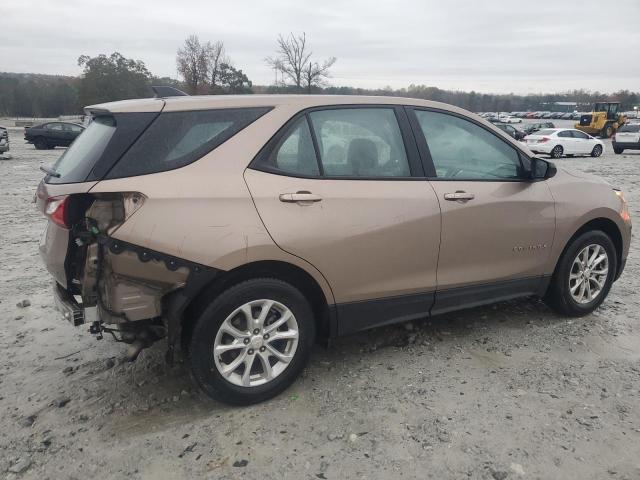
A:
1,33,638,117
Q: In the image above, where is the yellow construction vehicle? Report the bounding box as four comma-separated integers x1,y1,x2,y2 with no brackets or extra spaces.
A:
575,102,627,138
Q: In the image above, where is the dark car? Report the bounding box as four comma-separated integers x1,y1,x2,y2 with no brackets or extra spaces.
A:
550,112,565,119
495,123,526,140
24,121,85,150
523,121,555,135
560,112,574,120
0,127,9,155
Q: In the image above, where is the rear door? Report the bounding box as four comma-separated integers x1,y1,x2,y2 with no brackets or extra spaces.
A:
570,129,593,153
557,130,576,153
245,106,441,334
408,107,556,314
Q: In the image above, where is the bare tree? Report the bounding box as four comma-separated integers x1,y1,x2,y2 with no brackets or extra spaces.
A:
206,41,227,93
266,33,335,92
303,57,337,93
176,35,209,94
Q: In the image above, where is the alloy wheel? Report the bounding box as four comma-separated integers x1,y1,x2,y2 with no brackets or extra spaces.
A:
569,244,609,304
213,299,299,387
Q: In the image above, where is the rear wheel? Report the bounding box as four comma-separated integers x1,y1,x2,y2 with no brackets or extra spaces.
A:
33,137,48,150
550,145,563,159
613,147,624,154
189,278,315,405
545,231,616,317
591,144,603,157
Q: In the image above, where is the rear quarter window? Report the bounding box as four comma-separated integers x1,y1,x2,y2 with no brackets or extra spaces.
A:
106,107,271,179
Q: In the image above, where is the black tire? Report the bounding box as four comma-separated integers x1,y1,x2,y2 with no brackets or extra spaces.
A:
591,144,603,157
189,278,315,405
545,230,617,317
33,137,48,150
601,124,613,138
550,145,563,159
613,147,624,154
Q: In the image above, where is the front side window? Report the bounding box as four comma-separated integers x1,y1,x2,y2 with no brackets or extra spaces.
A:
107,107,270,179
414,110,523,180
47,123,63,131
308,108,410,177
558,130,572,138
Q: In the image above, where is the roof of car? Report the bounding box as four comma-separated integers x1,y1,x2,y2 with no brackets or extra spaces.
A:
86,94,474,116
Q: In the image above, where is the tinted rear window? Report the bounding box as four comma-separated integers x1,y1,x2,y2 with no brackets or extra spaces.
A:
49,116,116,183
106,107,271,179
619,124,640,133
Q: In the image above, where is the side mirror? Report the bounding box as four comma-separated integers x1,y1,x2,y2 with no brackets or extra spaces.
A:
530,157,557,180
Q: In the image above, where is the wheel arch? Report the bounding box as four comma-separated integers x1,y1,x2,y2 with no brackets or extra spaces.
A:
553,217,623,280
181,260,334,349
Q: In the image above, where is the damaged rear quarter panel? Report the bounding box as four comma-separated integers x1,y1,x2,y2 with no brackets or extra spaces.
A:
87,107,335,307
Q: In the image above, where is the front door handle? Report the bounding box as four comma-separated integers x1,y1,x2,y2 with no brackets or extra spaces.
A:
444,191,475,202
279,191,323,204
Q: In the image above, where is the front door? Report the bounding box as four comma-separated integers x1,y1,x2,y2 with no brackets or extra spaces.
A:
408,108,556,313
245,106,441,334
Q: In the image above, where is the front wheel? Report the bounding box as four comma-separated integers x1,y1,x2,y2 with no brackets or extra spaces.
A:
33,137,48,150
601,125,614,138
591,144,603,157
545,231,616,317
550,145,564,159
189,278,315,405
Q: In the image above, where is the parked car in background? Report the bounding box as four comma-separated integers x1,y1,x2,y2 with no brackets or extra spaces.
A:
36,93,630,404
495,123,526,140
525,128,604,158
498,114,522,124
560,112,574,120
613,123,640,154
523,121,555,135
24,121,85,150
0,127,9,155
541,112,554,119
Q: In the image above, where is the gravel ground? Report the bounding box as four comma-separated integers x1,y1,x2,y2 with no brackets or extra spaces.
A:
0,121,639,480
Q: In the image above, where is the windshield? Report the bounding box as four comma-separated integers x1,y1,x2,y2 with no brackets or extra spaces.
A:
619,124,640,133
48,116,116,183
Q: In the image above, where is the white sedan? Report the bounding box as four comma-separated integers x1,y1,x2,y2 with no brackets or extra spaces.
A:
498,114,522,124
524,128,604,159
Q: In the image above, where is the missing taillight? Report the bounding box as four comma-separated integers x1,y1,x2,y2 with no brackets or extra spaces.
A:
45,195,70,228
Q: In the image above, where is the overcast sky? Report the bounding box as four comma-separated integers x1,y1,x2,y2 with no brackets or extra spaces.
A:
2,0,639,94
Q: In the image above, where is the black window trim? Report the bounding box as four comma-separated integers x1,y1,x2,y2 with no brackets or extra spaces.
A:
249,104,426,181
405,106,533,183
103,106,274,181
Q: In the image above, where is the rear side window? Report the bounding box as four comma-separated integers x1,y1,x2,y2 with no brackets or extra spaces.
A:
107,107,271,179
308,108,410,177
558,130,572,138
264,118,319,176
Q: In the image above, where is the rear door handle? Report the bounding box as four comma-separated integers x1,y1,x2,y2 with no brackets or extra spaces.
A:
279,192,323,204
444,191,475,201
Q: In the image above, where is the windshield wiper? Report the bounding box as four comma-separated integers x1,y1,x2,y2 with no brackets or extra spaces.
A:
40,165,61,178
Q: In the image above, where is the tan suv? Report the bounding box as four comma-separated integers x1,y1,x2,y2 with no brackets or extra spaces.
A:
37,92,632,404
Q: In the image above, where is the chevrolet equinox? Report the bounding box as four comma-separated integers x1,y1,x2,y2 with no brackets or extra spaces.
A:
37,91,632,404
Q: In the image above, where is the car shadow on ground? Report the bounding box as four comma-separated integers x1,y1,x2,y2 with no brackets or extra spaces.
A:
102,296,569,434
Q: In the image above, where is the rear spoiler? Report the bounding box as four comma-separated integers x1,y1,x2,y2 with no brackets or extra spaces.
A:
151,86,188,98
